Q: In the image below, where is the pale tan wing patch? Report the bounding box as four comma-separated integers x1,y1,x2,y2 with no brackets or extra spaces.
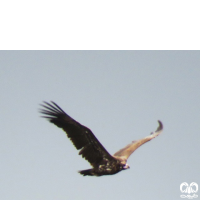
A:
113,120,163,160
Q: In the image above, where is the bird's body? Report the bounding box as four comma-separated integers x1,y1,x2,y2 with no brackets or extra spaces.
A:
79,157,127,176
40,101,163,176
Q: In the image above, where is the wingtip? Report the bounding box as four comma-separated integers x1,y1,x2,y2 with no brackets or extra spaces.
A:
156,120,163,132
150,120,163,136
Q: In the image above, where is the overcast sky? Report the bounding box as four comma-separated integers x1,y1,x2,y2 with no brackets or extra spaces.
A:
0,51,199,200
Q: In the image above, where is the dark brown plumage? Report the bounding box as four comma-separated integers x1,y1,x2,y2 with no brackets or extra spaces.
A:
40,101,163,176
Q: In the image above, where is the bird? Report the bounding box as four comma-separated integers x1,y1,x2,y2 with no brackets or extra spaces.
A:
40,101,163,176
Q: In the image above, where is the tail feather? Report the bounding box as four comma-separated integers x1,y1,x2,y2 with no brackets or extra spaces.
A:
79,169,93,176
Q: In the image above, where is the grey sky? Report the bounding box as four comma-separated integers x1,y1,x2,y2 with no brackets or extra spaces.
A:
0,51,199,200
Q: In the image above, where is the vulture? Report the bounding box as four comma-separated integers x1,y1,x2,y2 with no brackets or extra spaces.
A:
40,101,163,176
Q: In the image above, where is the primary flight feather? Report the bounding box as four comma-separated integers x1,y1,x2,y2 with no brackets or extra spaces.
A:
40,101,163,176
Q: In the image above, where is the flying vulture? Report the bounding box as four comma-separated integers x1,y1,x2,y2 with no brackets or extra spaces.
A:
40,101,163,176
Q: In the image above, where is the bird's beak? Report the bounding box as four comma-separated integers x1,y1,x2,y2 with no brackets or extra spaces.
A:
123,164,130,169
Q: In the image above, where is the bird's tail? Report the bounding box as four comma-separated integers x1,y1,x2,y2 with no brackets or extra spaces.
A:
79,169,94,176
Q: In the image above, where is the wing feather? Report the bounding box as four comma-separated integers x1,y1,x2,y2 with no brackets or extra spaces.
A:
40,101,115,166
113,120,163,160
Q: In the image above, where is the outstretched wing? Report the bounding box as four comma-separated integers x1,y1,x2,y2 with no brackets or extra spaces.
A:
40,101,115,167
113,120,163,160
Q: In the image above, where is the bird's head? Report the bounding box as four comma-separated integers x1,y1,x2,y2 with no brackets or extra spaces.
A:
123,163,130,170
